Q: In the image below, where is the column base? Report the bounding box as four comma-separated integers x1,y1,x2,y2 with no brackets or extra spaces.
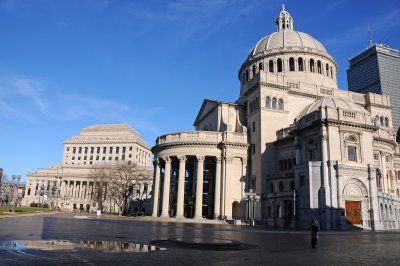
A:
160,214,169,218
194,216,203,220
152,213,158,217
175,215,184,219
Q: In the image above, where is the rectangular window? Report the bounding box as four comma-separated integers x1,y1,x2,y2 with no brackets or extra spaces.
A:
66,147,70,151
348,146,356,161
97,147,100,154
91,147,94,154
253,121,255,132
122,147,126,154
85,147,88,154
122,155,125,161
386,156,389,163
79,147,82,154
73,147,76,154
103,147,106,154
129,154,132,158
116,147,119,154
109,147,113,154
129,146,133,151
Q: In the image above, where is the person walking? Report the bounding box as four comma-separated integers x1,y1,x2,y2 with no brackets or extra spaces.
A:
310,217,320,248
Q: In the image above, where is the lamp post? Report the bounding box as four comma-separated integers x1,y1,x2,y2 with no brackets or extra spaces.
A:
53,176,62,213
242,189,260,226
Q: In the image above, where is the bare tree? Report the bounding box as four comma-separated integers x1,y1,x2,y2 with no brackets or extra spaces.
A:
89,165,111,215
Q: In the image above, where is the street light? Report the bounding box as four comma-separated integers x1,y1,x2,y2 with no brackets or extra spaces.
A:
242,189,260,226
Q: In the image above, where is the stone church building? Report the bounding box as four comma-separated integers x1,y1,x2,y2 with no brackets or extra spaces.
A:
151,6,400,230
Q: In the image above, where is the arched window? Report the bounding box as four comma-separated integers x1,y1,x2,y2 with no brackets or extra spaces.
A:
380,116,384,126
289,57,295,71
310,59,315,72
347,135,356,142
278,99,283,110
269,60,274,73
376,169,382,187
253,100,256,111
326,64,329,77
298,58,304,71
347,135,357,161
266,97,271,108
272,98,277,109
252,65,256,76
277,205,282,218
330,67,333,78
249,102,253,112
317,60,322,74
279,182,283,192
385,117,389,127
373,116,378,126
259,62,263,71
246,70,249,81
277,58,283,72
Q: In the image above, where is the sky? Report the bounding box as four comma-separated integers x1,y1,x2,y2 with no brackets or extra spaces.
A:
1,0,399,181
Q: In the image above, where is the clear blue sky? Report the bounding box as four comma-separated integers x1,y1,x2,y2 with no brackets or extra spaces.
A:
1,0,399,181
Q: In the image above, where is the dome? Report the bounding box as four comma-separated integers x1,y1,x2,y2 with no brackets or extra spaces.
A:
298,97,370,118
248,30,327,58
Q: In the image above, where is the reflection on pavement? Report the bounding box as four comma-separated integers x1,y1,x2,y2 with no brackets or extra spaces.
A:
0,240,166,252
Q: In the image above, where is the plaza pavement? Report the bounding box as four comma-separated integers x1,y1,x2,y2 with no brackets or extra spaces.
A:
0,212,400,265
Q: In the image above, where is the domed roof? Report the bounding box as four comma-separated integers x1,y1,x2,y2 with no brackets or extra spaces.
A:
298,97,370,118
247,6,327,59
248,30,327,58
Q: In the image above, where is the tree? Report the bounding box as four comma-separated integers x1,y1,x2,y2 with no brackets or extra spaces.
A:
89,165,111,214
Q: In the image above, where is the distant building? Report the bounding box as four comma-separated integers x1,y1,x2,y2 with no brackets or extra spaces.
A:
23,124,153,213
347,44,400,137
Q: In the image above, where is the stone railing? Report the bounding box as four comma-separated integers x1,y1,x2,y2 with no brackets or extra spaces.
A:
155,131,248,146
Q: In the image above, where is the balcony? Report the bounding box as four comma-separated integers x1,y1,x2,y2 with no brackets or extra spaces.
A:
155,131,248,146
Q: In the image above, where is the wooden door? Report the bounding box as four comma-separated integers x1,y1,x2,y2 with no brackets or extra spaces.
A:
345,201,361,224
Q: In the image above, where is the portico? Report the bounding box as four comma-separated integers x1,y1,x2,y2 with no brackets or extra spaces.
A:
151,130,248,220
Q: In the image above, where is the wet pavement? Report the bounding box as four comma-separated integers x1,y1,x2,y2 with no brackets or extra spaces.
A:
0,213,400,265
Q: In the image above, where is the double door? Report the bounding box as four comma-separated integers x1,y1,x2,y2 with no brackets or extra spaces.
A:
345,201,361,224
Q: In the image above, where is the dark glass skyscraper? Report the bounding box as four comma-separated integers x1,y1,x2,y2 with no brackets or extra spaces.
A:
347,44,400,136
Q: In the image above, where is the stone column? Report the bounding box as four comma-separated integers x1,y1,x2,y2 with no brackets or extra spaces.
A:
319,126,331,229
152,159,161,217
161,157,171,218
176,156,186,218
194,156,205,219
295,137,301,165
368,164,384,230
220,154,226,219
214,157,222,219
334,162,342,229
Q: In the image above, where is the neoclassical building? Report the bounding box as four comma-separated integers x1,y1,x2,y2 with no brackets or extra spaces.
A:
151,6,400,230
23,124,153,213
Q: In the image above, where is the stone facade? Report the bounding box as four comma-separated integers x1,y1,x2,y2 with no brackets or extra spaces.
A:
23,124,153,213
151,7,400,230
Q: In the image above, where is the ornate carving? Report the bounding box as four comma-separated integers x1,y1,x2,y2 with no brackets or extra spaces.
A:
177,155,187,162
196,156,205,162
163,156,171,162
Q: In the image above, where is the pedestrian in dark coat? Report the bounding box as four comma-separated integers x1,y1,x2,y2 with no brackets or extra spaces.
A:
310,217,320,248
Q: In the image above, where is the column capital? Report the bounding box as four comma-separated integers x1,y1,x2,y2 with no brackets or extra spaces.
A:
241,157,247,164
216,157,222,163
225,156,233,163
153,158,160,166
178,155,187,162
197,156,205,162
162,156,171,163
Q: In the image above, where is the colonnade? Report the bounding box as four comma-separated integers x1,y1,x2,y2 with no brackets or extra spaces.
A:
152,155,223,219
